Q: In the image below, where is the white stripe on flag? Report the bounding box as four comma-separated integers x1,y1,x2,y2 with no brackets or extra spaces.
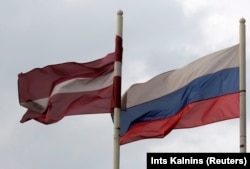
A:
123,44,239,109
21,72,114,113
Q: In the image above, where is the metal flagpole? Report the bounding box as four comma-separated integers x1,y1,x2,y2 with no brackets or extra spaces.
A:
239,18,246,153
113,10,123,169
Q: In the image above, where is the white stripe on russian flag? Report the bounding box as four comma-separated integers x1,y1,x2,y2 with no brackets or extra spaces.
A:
123,44,239,109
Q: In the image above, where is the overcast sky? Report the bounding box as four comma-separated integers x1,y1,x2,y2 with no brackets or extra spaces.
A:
1,0,250,169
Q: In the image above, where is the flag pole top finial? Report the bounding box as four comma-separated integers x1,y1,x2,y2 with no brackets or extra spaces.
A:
117,10,123,15
240,18,246,23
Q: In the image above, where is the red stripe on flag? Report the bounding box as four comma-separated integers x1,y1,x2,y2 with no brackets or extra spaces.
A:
113,76,122,109
115,36,123,62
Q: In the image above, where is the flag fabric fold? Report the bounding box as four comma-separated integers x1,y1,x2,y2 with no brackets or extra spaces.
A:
120,44,240,145
18,52,115,124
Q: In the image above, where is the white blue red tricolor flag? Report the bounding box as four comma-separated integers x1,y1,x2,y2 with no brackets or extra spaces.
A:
120,44,240,145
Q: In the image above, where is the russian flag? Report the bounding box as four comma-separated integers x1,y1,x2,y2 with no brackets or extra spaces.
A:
120,44,240,145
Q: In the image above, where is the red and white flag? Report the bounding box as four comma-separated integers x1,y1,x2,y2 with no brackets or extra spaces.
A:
18,52,115,124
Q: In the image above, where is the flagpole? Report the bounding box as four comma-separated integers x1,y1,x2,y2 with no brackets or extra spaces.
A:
113,10,123,169
239,18,246,153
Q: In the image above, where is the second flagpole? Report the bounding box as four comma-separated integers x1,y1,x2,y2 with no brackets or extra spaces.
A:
239,18,246,153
